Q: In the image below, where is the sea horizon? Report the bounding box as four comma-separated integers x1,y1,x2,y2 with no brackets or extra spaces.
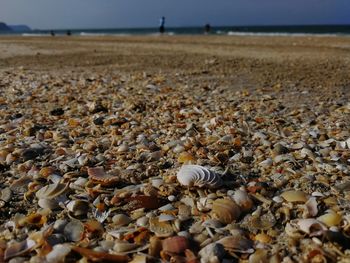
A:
1,24,350,36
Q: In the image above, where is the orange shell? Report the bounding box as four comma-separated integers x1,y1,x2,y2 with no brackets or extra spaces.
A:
88,167,120,186
162,236,189,254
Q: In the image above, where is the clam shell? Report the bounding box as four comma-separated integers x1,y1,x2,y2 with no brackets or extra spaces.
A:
4,239,36,261
211,198,241,224
149,217,174,237
36,183,69,199
64,220,84,242
67,200,90,217
112,214,132,227
162,236,189,254
88,167,120,186
217,235,254,254
317,212,342,227
177,165,223,188
38,198,59,210
46,244,71,263
280,190,308,203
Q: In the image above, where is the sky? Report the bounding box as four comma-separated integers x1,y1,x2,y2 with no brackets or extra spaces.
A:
1,0,349,30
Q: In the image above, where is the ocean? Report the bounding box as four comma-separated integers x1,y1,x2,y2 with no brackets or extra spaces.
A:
1,25,350,37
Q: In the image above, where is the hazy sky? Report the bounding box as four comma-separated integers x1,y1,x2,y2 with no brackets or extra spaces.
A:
1,0,349,29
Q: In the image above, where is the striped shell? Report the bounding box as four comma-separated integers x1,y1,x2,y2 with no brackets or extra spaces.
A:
176,165,223,188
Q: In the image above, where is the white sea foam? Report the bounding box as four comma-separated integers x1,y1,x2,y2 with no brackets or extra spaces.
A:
226,31,340,37
22,33,50,36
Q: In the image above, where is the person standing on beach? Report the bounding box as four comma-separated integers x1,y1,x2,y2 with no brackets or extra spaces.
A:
204,23,211,34
159,16,165,34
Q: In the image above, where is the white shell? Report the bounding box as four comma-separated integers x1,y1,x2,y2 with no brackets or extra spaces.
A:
176,165,223,188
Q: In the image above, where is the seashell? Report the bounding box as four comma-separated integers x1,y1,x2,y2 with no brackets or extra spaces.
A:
305,197,318,217
162,236,189,254
211,198,241,224
159,214,175,222
118,143,129,153
113,240,139,253
88,167,120,186
280,190,308,203
72,246,129,262
149,236,162,257
149,217,174,237
259,158,272,168
10,176,32,193
67,200,90,217
296,219,327,236
63,220,84,242
158,203,175,211
272,143,289,155
0,187,12,203
46,244,71,263
124,195,163,211
217,235,254,254
198,243,226,263
130,255,147,263
84,220,104,239
202,219,223,229
36,183,69,199
249,249,268,263
177,164,223,188
151,178,164,189
112,214,132,227
23,212,47,227
178,152,196,163
178,204,191,221
232,189,253,212
168,195,176,202
241,210,276,232
136,216,149,227
4,239,36,261
254,233,272,244
317,212,342,227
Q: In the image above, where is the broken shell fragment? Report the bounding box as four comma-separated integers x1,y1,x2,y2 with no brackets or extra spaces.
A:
232,189,254,212
72,246,129,262
296,219,327,236
198,243,226,263
317,212,342,227
162,236,189,254
280,190,308,203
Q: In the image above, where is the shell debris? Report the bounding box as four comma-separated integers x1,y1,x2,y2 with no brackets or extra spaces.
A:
1,39,350,263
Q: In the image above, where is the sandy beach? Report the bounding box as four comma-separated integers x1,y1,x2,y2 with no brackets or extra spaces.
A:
1,35,350,262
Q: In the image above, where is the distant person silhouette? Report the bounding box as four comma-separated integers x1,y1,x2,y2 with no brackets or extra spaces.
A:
204,23,211,34
159,16,165,34
66,30,71,36
50,30,55,37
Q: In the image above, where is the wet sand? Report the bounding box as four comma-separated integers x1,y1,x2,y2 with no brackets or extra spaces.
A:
1,35,350,262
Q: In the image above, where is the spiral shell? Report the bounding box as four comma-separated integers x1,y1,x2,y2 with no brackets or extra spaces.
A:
176,165,223,188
